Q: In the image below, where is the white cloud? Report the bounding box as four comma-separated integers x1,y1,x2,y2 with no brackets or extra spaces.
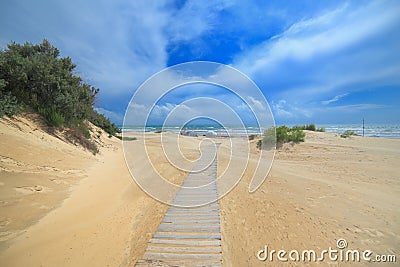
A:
166,1,233,43
272,100,293,118
235,2,400,75
247,96,266,111
233,1,400,105
321,93,348,105
323,103,387,112
94,107,123,124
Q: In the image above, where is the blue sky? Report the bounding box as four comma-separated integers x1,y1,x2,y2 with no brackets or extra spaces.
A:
1,0,399,125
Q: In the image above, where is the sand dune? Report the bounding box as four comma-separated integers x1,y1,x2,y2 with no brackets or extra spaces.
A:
0,116,399,266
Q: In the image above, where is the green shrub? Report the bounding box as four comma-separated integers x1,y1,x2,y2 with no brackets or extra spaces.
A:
0,40,123,153
304,123,316,131
37,106,65,127
0,92,20,117
289,127,306,142
340,130,357,138
88,110,120,136
317,127,325,132
257,125,305,149
293,123,316,131
276,125,290,143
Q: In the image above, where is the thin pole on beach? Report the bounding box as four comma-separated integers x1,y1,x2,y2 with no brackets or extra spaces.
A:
363,118,365,137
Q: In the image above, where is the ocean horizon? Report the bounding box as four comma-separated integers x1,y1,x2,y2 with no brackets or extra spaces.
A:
121,123,400,139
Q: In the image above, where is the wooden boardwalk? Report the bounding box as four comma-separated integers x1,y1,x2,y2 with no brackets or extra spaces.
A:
135,146,222,267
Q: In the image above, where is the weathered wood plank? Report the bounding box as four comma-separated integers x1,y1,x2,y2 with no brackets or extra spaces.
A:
162,219,220,223
149,238,221,246
153,233,221,239
157,226,220,233
135,259,222,267
143,252,222,261
147,245,222,253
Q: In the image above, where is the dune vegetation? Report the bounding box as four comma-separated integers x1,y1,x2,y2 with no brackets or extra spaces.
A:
0,40,120,153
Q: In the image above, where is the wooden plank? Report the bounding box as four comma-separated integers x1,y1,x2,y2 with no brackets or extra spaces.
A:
153,233,221,239
162,219,220,223
149,238,221,246
164,213,219,217
167,208,219,212
143,252,222,261
166,211,219,215
159,222,219,229
135,259,222,267
172,199,218,203
165,213,219,217
147,245,222,253
166,209,219,213
163,217,220,222
157,226,220,233
167,207,219,211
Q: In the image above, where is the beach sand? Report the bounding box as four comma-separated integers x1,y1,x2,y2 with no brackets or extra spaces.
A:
0,116,399,266
219,131,399,266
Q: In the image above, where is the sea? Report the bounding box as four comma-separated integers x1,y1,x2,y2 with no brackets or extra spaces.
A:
320,124,400,138
122,124,400,139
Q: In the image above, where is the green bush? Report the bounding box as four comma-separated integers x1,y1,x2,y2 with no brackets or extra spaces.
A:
289,127,306,142
340,130,357,138
293,123,326,132
293,123,317,131
88,109,120,136
0,40,121,153
37,106,65,127
0,92,20,117
257,125,305,149
304,123,316,131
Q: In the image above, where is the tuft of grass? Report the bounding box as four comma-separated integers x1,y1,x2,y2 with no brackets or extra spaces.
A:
115,135,137,141
65,121,98,154
340,130,357,138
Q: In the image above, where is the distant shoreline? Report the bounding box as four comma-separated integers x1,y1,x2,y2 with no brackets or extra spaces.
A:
121,123,400,138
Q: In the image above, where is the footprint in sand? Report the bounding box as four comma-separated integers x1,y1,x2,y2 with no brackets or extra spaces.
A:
0,230,23,242
0,218,10,228
14,185,46,194
364,228,384,238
